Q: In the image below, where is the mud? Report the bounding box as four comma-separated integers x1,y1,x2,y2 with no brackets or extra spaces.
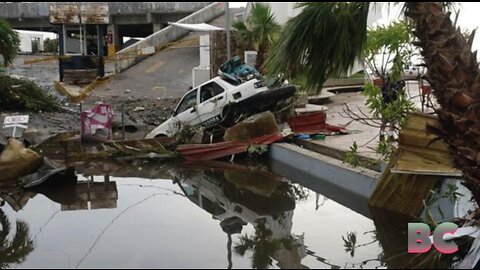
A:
2,55,181,143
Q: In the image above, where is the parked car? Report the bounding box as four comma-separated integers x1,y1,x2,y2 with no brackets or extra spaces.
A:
145,57,296,139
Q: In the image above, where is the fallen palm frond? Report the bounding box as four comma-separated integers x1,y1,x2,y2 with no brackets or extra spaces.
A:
98,138,179,160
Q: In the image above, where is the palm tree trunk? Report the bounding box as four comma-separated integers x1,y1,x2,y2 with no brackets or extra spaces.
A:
405,2,480,204
256,42,267,73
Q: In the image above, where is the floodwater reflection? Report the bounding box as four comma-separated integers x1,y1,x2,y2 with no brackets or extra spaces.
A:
0,158,473,268
0,209,34,268
171,161,308,268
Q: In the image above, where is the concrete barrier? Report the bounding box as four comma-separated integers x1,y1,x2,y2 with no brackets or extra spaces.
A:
115,2,225,73
269,143,380,199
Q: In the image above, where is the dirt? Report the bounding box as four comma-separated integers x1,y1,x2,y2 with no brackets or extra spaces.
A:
2,54,181,145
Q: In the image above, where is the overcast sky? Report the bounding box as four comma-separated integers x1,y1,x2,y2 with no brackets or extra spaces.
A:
17,2,480,52
231,2,480,53
375,2,480,56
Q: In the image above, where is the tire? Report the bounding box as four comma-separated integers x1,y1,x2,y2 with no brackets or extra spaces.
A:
221,104,240,127
238,85,297,112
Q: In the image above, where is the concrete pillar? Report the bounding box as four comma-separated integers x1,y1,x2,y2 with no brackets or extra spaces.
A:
59,25,65,82
107,24,120,56
81,24,87,55
119,35,124,49
59,25,65,56
199,33,210,68
153,23,163,33
97,25,106,57
97,25,105,78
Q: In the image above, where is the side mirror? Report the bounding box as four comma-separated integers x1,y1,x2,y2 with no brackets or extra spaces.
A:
190,107,196,113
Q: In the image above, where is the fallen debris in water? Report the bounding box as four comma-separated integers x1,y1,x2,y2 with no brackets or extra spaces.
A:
369,113,463,217
224,111,279,142
35,132,179,163
0,139,42,182
19,158,76,188
178,133,283,161
101,139,178,160
178,112,284,161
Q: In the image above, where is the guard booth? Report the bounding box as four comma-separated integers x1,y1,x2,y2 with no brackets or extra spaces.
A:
49,4,108,83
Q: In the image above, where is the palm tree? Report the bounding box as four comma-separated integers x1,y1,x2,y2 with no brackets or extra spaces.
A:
0,209,35,268
265,2,480,205
264,2,370,91
233,220,282,269
232,3,280,72
0,19,20,67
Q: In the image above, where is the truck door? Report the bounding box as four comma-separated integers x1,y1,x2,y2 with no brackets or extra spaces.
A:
170,88,201,133
196,81,227,128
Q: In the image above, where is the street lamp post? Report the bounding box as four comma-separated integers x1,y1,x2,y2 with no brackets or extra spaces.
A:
225,2,231,61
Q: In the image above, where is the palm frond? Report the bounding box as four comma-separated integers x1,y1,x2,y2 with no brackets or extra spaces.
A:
232,20,253,47
0,210,34,268
264,2,370,92
233,234,255,256
1,221,35,265
0,19,20,67
0,210,11,243
234,3,281,70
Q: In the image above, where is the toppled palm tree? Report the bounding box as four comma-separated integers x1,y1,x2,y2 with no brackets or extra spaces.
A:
265,2,480,205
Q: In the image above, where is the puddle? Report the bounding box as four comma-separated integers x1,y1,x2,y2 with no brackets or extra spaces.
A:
0,152,476,268
0,160,384,268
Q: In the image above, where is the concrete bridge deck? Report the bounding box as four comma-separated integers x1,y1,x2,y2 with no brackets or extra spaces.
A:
0,2,213,37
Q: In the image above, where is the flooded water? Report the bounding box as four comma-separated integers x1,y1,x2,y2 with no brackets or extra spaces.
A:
0,158,474,268
0,160,385,269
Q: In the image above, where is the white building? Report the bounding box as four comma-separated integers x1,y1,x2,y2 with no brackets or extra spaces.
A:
15,30,56,53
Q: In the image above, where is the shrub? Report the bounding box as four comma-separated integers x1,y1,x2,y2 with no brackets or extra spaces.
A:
0,75,59,112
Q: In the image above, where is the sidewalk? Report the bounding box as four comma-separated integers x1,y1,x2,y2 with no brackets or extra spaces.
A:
296,80,437,163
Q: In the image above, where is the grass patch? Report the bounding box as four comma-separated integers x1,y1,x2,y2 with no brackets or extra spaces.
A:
0,75,59,112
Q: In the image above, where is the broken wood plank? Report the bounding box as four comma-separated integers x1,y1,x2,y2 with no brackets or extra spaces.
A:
368,155,440,217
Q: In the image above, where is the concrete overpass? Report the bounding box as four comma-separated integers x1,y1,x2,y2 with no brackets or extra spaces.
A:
0,2,213,38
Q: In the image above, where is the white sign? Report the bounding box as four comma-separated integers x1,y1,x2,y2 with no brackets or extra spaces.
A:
49,4,109,25
3,115,29,125
3,115,29,138
49,4,81,24
80,4,110,24
141,46,155,55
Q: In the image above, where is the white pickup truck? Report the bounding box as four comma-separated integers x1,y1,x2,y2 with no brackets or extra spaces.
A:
146,66,296,138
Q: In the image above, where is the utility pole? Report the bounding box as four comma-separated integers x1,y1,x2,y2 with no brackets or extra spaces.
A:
225,2,231,60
